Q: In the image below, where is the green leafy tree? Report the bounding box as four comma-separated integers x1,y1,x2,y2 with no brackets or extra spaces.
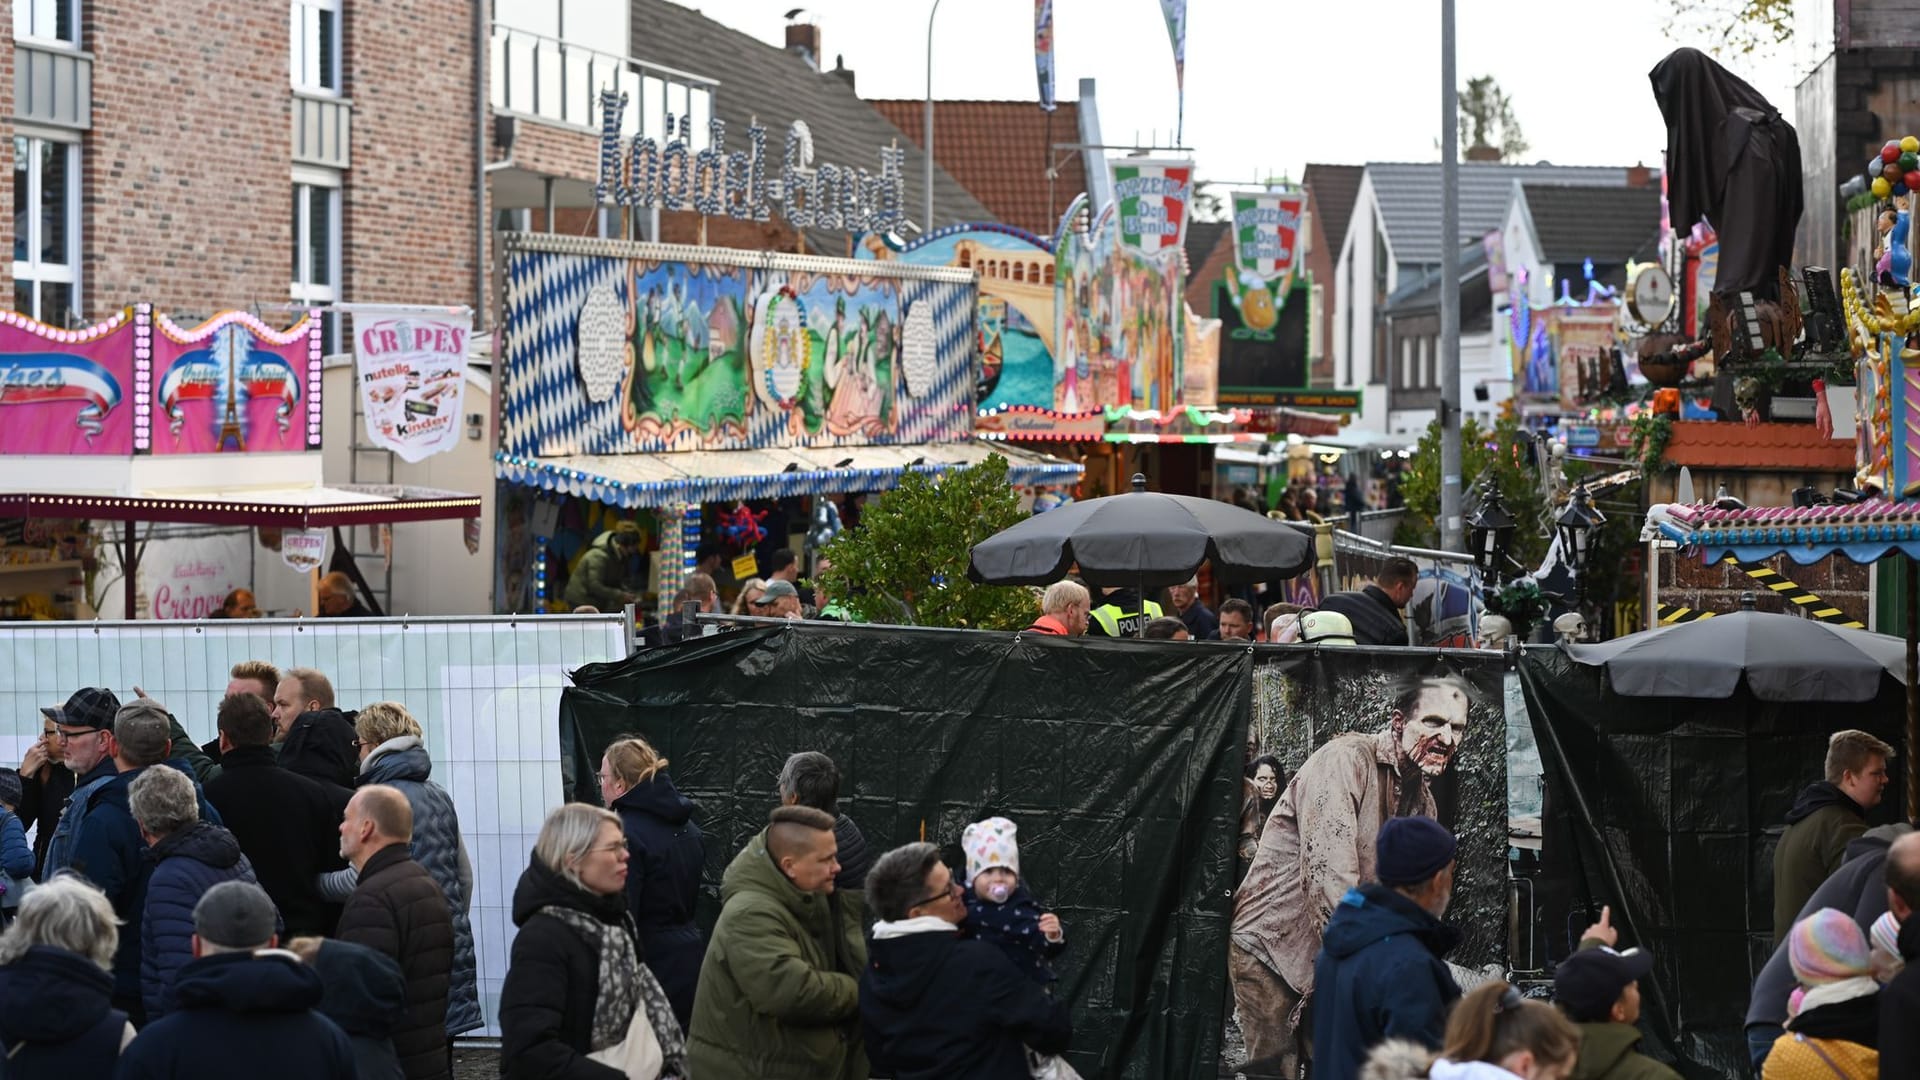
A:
1395,416,1548,573
1459,76,1530,162
816,453,1038,629
1664,0,1792,59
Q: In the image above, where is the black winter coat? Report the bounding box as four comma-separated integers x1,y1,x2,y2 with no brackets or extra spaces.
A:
498,858,633,1080
113,951,355,1080
0,945,129,1079
336,843,454,1080
612,773,707,1031
1316,585,1409,647
1311,884,1462,1080
306,938,408,1080
279,708,359,792
834,814,873,892
1881,914,1920,1077
17,763,73,880
141,821,262,1020
204,745,349,937
861,926,1072,1080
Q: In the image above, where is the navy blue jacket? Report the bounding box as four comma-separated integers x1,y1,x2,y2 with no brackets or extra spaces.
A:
67,764,222,1013
114,951,355,1080
141,822,265,1020
611,772,707,1031
861,926,1072,1080
306,939,407,1080
1311,884,1462,1080
0,945,130,1079
963,882,1066,985
0,805,37,883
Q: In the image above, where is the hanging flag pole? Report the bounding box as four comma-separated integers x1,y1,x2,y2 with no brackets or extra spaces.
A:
1159,0,1187,143
1035,0,1056,112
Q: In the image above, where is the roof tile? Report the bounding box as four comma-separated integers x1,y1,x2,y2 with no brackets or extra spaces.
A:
868,99,1086,236
1520,184,1663,266
1367,161,1641,266
1662,420,1855,472
1302,163,1363,257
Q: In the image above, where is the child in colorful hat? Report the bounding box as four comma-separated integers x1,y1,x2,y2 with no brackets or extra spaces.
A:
961,816,1067,986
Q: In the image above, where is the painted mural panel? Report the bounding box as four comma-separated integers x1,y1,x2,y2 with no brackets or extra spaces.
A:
0,310,135,455
497,236,975,458
148,311,321,455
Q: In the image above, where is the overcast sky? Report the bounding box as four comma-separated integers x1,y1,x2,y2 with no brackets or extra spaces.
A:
674,0,1808,195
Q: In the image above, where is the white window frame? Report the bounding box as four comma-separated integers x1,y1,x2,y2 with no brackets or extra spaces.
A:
14,132,81,325
14,0,80,47
290,0,343,95
291,168,343,352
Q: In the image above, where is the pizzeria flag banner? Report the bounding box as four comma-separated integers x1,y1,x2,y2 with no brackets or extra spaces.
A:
1035,0,1056,112
355,312,472,463
1111,159,1194,256
1160,0,1187,140
1230,190,1308,302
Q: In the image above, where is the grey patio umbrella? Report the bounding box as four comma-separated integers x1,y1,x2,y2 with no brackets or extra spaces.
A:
1562,608,1907,702
966,474,1316,589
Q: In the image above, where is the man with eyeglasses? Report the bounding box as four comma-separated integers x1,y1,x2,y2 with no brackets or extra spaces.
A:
40,687,123,879
19,702,75,879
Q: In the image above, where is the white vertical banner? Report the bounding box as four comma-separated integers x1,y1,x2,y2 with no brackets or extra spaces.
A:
355,312,472,463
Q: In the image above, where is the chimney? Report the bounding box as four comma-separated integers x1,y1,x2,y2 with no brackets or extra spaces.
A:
831,53,855,92
1465,144,1501,163
786,21,822,70
1626,162,1653,189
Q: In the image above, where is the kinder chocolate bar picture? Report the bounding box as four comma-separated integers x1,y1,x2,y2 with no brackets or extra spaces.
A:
405,398,440,419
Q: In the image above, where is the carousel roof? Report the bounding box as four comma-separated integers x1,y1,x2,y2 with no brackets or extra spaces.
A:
1648,500,1920,565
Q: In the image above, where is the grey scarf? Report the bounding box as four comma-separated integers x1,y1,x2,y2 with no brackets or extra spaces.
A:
540,905,688,1072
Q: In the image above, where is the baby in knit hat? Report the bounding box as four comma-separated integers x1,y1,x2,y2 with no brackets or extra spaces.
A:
961,816,1067,985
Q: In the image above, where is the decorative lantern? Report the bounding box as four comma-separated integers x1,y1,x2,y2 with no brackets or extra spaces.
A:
1554,482,1606,595
1466,486,1517,583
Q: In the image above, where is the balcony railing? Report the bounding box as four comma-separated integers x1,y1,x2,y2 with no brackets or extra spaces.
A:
490,23,717,149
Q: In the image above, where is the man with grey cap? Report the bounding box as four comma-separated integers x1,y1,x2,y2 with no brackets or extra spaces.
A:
116,881,354,1079
751,577,805,619
67,696,222,1023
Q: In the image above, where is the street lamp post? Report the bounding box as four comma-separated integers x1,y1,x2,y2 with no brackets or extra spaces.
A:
1466,486,1516,587
1555,482,1606,604
924,0,944,236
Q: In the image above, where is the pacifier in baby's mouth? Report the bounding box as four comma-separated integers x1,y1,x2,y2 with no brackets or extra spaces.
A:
985,880,1013,903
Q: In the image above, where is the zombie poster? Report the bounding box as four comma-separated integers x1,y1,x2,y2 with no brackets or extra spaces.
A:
149,311,319,455
0,310,135,455
1225,650,1508,1079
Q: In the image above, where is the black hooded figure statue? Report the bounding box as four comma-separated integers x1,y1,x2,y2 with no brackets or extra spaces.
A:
1649,47,1803,303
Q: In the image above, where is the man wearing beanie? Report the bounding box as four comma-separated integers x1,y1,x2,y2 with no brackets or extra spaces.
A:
115,881,355,1079
1231,675,1474,1078
1310,815,1463,1080
1553,907,1679,1080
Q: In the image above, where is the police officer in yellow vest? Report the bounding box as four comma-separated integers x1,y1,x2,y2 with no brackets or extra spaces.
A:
1088,585,1164,637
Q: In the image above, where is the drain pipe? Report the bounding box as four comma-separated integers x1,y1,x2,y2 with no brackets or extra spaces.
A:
472,2,489,332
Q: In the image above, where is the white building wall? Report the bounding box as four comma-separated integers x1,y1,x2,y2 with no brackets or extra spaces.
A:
1334,176,1394,433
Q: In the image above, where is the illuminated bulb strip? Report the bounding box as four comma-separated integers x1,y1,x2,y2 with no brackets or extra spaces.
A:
156,309,316,346
132,303,155,452
0,307,129,343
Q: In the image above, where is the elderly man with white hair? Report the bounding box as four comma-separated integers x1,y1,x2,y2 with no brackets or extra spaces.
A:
0,875,137,1072
1024,580,1090,636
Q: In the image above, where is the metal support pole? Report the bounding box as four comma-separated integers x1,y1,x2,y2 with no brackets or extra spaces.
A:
1906,555,1917,821
1438,0,1463,553
1314,521,1338,602
121,520,138,620
924,0,944,235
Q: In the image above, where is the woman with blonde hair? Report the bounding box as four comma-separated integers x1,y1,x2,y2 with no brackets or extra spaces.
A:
731,578,769,615
500,803,686,1080
599,734,706,1029
1362,981,1581,1080
0,874,137,1074
352,701,483,1044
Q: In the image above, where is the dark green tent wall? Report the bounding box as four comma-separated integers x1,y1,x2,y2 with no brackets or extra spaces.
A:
561,624,1253,1079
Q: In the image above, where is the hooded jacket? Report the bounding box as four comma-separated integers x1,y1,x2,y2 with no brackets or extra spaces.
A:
1772,781,1870,945
611,771,707,1031
1317,585,1410,647
113,950,356,1080
565,531,639,611
1878,913,1920,1078
1571,1022,1683,1080
0,945,132,1078
203,744,348,937
1749,826,1906,1031
305,938,407,1080
498,857,685,1080
360,737,482,1037
860,917,1072,1080
1312,884,1462,1080
279,707,359,792
141,821,263,1020
335,842,455,1080
685,827,865,1080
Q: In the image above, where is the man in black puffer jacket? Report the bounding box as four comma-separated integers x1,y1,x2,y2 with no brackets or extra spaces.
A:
335,785,453,1080
270,668,359,793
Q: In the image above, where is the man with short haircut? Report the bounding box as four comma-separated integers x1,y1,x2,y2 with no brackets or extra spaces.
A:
1554,907,1680,1080
1311,816,1464,1080
1879,833,1920,1075
1316,557,1418,647
1212,598,1256,641
780,751,874,892
1773,729,1894,945
652,571,720,645
205,693,347,936
201,661,282,765
1169,577,1217,640
272,668,358,792
336,785,454,1080
859,842,1071,1077
116,881,355,1079
317,571,374,618
1025,580,1090,636
766,546,818,608
1231,675,1474,1079
130,764,262,1020
687,805,865,1080
564,520,644,611
69,698,221,1024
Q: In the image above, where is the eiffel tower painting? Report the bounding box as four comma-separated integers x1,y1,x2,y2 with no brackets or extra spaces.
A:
216,334,246,451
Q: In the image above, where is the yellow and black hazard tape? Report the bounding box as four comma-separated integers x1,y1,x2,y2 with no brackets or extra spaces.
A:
1654,559,1864,628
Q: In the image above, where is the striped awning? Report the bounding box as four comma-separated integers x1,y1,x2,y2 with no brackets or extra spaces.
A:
494,442,1083,509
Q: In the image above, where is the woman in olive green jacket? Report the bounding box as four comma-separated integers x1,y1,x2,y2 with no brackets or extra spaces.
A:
686,807,868,1080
